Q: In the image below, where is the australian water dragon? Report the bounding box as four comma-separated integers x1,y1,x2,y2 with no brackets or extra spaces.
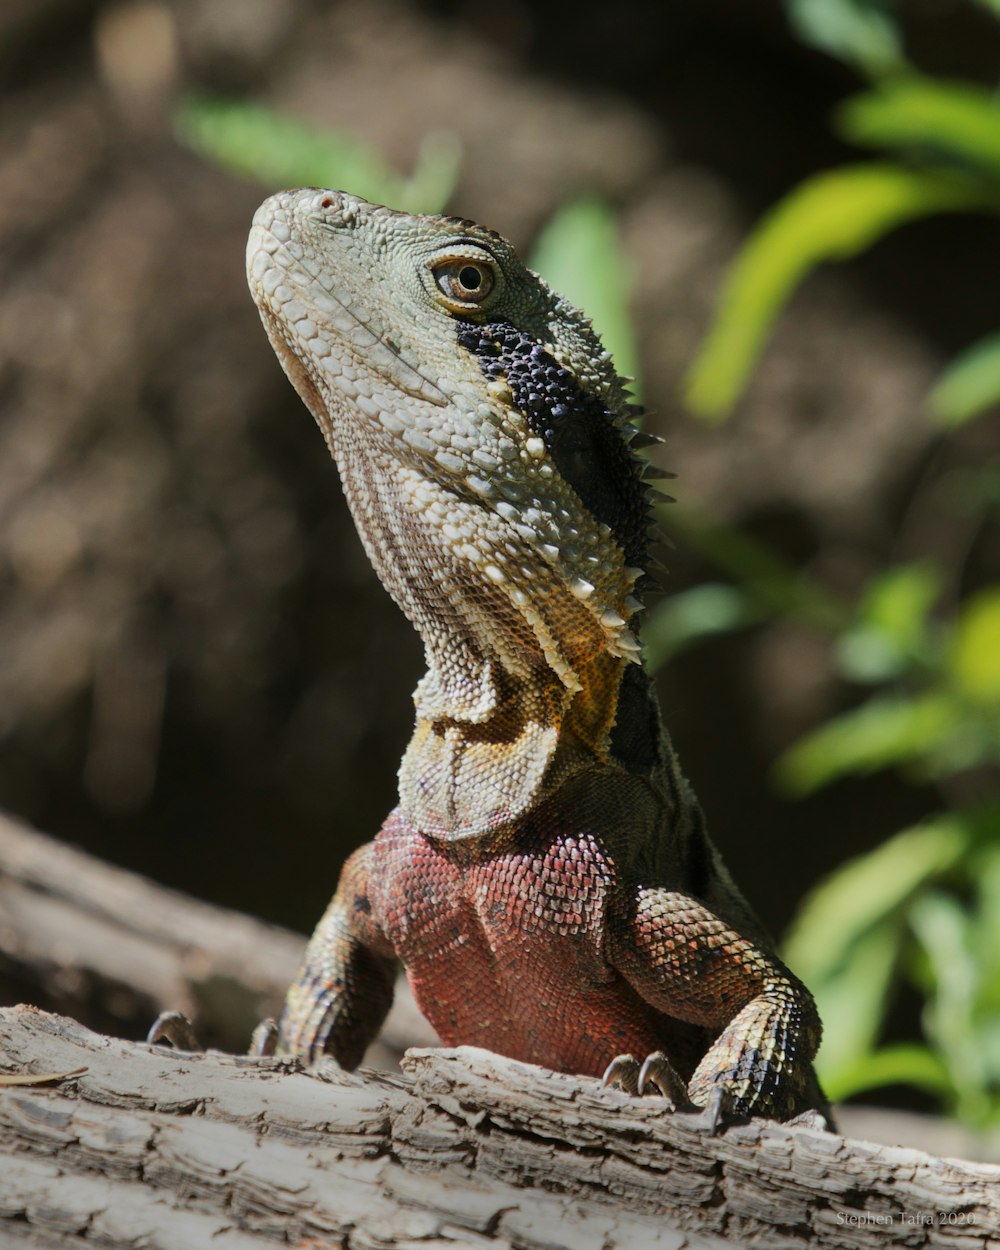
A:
238,187,826,1125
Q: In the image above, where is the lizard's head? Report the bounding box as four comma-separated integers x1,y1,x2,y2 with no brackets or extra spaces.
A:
248,189,661,834
247,188,655,670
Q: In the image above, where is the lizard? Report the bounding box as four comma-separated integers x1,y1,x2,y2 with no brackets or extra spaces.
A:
237,186,827,1126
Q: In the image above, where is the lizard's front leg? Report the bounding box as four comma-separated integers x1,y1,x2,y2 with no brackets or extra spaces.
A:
274,842,398,1066
606,886,824,1123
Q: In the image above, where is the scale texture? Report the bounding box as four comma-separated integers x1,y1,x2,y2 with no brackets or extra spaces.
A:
246,189,825,1121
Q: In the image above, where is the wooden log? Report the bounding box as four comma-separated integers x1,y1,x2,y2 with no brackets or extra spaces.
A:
0,810,300,1042
1,1006,998,1249
0,811,434,1061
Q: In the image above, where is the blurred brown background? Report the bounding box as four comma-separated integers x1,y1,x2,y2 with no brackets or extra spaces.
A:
2,0,998,993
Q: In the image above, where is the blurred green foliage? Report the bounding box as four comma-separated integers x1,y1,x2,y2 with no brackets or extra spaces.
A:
685,19,1000,423
529,199,641,397
178,37,1000,1127
680,0,1000,1129
778,567,1000,1123
786,0,905,77
685,162,993,419
175,95,462,215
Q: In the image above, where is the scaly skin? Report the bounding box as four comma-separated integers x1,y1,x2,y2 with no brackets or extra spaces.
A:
245,189,826,1122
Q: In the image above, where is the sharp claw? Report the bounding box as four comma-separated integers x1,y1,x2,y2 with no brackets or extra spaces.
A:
637,1051,696,1111
607,1050,735,1123
249,1017,279,1057
602,1053,640,1095
146,1010,202,1052
702,1085,733,1135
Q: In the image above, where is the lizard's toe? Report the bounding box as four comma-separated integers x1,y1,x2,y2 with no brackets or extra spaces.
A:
146,1010,202,1052
602,1053,641,1095
699,1083,742,1134
249,1017,279,1057
604,1051,700,1114
637,1051,698,1111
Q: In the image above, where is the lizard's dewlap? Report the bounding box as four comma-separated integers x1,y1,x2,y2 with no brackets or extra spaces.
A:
246,188,827,1124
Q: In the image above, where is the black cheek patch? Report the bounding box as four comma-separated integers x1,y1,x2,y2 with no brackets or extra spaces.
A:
455,319,650,570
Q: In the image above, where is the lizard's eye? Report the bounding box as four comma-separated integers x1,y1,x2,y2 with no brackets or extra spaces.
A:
431,258,496,309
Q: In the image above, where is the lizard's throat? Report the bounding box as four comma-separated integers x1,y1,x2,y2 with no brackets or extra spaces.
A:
328,408,643,840
389,549,625,840
399,648,631,841
362,509,630,839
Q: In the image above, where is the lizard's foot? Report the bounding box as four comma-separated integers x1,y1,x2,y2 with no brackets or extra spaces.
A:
695,1084,740,1134
148,1012,282,1058
602,1051,698,1112
604,1051,741,1132
146,1010,202,1051
638,1051,702,1113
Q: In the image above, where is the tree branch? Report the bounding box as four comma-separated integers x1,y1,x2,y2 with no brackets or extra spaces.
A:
0,811,433,1061
1,1006,998,1249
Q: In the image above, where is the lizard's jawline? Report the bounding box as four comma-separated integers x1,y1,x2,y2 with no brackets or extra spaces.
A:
253,243,448,412
259,311,331,431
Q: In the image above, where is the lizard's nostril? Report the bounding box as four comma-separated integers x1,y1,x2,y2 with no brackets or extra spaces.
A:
320,196,334,208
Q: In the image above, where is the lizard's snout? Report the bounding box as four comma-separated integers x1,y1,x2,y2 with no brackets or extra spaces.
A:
247,192,363,281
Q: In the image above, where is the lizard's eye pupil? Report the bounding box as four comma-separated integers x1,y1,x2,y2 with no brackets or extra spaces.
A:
432,258,496,306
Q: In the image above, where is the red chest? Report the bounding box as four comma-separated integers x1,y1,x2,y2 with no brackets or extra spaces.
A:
368,808,666,1076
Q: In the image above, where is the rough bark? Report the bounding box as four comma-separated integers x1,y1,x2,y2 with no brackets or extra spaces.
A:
2,1006,999,1250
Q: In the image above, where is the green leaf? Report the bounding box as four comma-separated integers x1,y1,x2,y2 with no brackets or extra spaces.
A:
792,807,1000,1121
837,78,1000,180
785,0,905,77
784,814,969,981
642,584,759,671
174,96,460,214
785,815,975,1090
803,921,901,1079
529,199,641,396
949,589,1000,704
837,563,940,681
775,691,959,794
685,165,990,419
861,563,941,647
835,629,902,683
824,1043,953,1102
929,331,1000,427
908,890,992,1120
785,816,969,1084
908,889,977,1003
